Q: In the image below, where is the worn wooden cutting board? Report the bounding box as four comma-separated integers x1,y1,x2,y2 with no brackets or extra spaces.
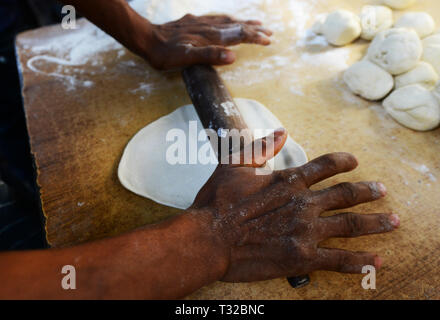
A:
16,0,440,299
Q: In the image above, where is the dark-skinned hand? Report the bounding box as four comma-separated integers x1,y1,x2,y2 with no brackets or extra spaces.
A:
188,129,400,282
142,14,272,70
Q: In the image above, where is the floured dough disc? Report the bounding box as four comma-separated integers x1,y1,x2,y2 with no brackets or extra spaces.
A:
118,98,308,209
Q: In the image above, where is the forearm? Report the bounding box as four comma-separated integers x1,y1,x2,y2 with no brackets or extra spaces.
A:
0,212,228,299
60,0,152,57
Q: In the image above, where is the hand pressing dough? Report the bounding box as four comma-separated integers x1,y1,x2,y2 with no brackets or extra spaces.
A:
344,60,394,100
395,12,436,38
383,84,440,131
322,10,361,46
118,99,308,209
395,62,439,89
383,0,416,10
422,34,440,74
360,6,394,41
367,28,422,75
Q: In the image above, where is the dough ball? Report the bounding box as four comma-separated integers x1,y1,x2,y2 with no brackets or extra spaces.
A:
433,82,440,103
322,10,361,46
383,84,440,131
344,60,394,100
394,12,436,38
360,6,394,41
422,34,440,75
367,28,422,75
395,62,439,89
383,0,416,10
311,15,326,35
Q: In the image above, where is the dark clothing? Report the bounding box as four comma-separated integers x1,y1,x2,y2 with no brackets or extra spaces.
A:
0,0,64,250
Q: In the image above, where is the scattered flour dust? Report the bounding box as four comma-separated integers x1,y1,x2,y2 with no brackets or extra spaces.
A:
25,0,347,96
25,0,148,91
130,82,155,95
402,159,437,183
26,21,123,90
144,0,265,24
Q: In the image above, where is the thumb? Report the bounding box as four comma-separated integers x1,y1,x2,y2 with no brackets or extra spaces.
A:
184,45,236,65
225,128,288,168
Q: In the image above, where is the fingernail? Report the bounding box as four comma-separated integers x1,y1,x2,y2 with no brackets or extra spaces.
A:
273,127,286,137
377,182,387,196
374,256,383,269
389,213,400,228
220,50,235,63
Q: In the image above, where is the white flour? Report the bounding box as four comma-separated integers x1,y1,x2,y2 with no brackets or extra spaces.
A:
25,0,148,90
144,0,265,24
24,0,349,95
402,159,437,182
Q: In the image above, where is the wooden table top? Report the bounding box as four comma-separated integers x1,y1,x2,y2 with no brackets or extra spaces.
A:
16,0,440,299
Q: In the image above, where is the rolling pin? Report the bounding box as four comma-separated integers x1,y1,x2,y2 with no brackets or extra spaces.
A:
182,64,252,159
182,64,310,288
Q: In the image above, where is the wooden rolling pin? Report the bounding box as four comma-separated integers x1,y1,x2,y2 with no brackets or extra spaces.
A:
182,64,309,288
182,64,252,159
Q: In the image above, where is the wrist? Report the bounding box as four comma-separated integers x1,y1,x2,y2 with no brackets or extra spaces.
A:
124,8,155,60
182,209,231,280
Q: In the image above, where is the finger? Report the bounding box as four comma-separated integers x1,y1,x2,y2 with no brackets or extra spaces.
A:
183,45,236,65
256,26,273,37
210,14,236,24
293,153,359,187
244,19,263,26
313,181,387,211
241,26,272,45
224,128,288,168
321,213,400,239
316,248,382,273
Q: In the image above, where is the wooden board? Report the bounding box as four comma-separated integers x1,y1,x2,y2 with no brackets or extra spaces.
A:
16,0,440,299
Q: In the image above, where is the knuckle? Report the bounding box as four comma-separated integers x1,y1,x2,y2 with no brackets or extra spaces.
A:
343,214,364,236
222,15,234,22
320,153,340,171
183,13,195,19
377,214,391,230
278,169,304,185
206,48,220,61
338,182,358,203
294,243,314,260
336,253,351,270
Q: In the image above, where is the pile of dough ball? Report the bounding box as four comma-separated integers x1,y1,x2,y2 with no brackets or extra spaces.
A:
312,0,440,131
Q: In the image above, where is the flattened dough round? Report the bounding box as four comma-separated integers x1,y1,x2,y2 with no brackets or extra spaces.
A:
395,61,439,89
383,84,440,131
118,99,308,209
395,12,435,38
322,10,361,46
367,28,422,75
383,0,416,10
360,5,393,41
344,60,394,100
